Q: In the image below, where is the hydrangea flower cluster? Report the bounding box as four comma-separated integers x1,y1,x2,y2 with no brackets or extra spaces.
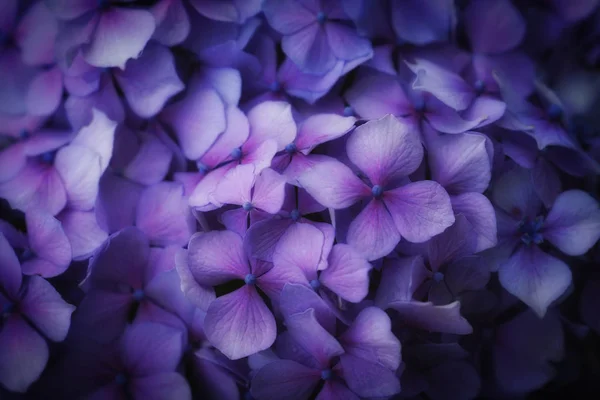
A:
1,0,600,399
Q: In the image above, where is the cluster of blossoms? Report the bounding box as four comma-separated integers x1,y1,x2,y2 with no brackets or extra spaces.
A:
2,0,600,399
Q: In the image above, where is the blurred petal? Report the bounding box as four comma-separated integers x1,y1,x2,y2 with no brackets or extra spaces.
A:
58,210,108,260
407,58,473,111
387,301,473,334
0,316,48,393
83,8,156,69
465,0,525,54
392,0,454,45
339,354,401,397
115,43,184,118
498,246,572,317
19,275,75,342
251,359,320,400
543,190,600,256
132,373,191,400
22,210,71,277
121,323,183,375
339,307,400,370
0,233,22,298
136,182,193,247
54,144,103,211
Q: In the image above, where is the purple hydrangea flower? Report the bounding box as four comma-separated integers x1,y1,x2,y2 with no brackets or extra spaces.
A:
489,165,600,316
299,114,455,260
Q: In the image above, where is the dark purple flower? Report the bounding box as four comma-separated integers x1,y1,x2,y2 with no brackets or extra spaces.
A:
0,233,75,393
489,165,600,316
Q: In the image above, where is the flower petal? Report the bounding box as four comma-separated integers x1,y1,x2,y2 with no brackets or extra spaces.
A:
339,354,401,398
347,114,423,186
136,182,194,247
464,0,525,54
391,0,454,45
251,359,320,400
319,244,371,302
58,210,108,260
384,181,455,243
451,192,498,253
83,8,156,69
295,114,356,153
252,168,287,214
339,307,401,370
86,227,149,290
498,246,572,317
285,308,344,369
427,131,491,195
246,101,297,152
121,322,184,375
114,43,184,118
54,144,103,211
132,373,192,400
0,315,48,393
407,58,474,111
387,300,473,334
19,275,75,342
23,210,71,277
297,157,370,209
0,233,22,298
161,88,226,160
273,223,324,280
543,190,600,256
187,230,249,286
204,285,276,359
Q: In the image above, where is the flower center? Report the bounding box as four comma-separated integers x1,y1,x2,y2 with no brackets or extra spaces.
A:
310,279,321,290
19,248,35,262
343,106,354,116
316,12,327,24
269,81,280,92
132,289,144,302
2,302,15,317
519,217,544,245
242,202,254,211
321,369,333,380
432,271,444,282
547,104,562,121
244,274,257,285
114,373,127,386
371,185,383,199
230,147,243,160
413,98,426,113
285,143,297,154
474,80,485,95
290,209,300,221
196,161,209,174
40,151,56,164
